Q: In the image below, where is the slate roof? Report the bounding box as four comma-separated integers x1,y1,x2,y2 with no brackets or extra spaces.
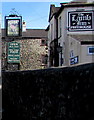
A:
71,0,88,2
49,5,60,21
2,29,48,38
56,2,94,17
69,35,94,42
22,29,47,38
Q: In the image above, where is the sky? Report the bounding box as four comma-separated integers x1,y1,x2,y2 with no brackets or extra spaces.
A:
1,0,72,29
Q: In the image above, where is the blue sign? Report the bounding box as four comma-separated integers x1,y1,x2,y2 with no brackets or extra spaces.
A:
70,56,78,65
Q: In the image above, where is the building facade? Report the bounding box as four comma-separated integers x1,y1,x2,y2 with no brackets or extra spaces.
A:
0,12,1,76
47,1,94,67
46,5,60,67
2,29,48,71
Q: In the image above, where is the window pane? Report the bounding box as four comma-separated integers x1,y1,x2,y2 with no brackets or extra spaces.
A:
41,55,48,64
89,48,94,53
88,47,94,54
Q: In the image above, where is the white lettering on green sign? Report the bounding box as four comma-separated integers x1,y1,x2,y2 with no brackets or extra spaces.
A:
8,42,20,63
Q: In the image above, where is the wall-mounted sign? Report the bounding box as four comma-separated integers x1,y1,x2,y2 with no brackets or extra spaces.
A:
6,19,21,37
68,11,94,31
8,42,20,63
5,14,22,37
70,56,78,65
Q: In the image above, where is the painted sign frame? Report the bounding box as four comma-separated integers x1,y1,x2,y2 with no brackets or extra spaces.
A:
68,10,94,31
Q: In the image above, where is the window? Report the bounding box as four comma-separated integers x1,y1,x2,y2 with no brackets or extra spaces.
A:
70,50,74,58
41,54,48,64
51,24,53,40
41,39,46,46
88,46,94,55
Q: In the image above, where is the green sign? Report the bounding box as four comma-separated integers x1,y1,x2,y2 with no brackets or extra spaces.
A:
8,42,20,63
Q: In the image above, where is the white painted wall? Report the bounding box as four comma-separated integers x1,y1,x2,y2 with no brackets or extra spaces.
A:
47,16,57,67
67,6,94,35
58,5,94,66
0,13,1,77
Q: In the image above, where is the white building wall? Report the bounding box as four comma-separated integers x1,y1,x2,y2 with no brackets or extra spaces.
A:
48,16,57,67
88,0,94,2
58,8,70,66
67,6,94,66
0,12,1,77
67,6,94,35
48,3,94,67
68,35,81,65
80,45,94,64
0,5,2,117
47,28,50,67
58,5,94,67
49,16,57,41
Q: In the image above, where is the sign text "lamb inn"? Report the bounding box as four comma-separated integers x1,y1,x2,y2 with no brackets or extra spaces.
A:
68,11,93,31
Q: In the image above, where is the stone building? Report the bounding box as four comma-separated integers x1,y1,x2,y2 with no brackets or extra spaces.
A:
2,29,48,70
47,0,94,67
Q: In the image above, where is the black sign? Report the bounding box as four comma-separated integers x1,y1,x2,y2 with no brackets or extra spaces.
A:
5,15,22,37
70,56,78,65
68,11,94,31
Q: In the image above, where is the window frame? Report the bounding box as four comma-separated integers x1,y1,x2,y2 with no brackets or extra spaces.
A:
40,39,46,46
88,46,94,55
41,54,48,65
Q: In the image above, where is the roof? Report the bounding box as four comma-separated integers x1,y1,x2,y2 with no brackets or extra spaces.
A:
2,29,48,39
22,29,47,38
56,2,94,17
71,0,87,2
49,2,94,21
71,0,94,2
45,25,50,31
69,34,94,42
64,2,94,7
49,4,60,22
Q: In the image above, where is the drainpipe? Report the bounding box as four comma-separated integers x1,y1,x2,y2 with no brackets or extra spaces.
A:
54,16,59,67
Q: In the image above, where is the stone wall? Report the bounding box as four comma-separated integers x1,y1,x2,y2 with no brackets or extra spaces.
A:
19,38,47,70
2,38,48,70
2,63,94,120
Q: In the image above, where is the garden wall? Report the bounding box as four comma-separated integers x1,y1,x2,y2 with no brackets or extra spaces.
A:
2,63,94,120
